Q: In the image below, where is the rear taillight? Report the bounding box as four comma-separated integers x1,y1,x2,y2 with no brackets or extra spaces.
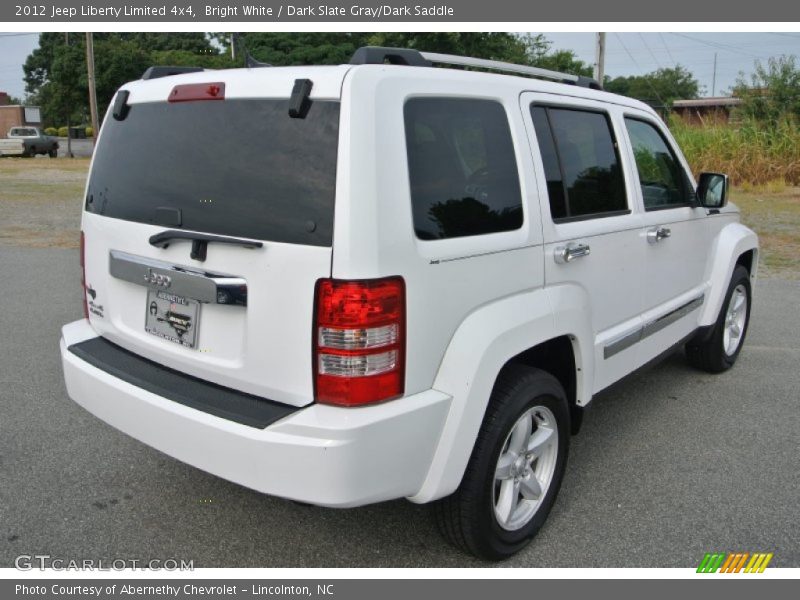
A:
314,277,405,407
80,231,88,319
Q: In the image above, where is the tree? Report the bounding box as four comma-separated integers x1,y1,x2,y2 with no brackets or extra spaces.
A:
234,33,368,66
734,55,800,122
604,66,700,108
518,34,593,77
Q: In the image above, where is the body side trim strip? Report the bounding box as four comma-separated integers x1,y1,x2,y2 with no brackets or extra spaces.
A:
603,294,704,359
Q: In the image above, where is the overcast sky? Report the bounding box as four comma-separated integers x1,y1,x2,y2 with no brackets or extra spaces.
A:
1,32,798,100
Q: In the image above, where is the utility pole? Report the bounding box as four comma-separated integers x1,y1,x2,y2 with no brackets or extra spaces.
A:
711,52,718,97
85,32,100,149
594,32,606,86
64,32,72,158
230,33,237,61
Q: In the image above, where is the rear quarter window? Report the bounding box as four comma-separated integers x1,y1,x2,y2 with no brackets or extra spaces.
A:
404,98,523,240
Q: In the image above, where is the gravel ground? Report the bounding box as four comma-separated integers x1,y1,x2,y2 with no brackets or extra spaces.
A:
0,158,85,249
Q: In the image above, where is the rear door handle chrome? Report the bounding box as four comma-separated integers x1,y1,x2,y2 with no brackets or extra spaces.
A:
554,242,591,264
647,226,671,244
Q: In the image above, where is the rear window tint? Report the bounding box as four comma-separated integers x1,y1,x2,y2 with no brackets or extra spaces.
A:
404,98,523,240
86,98,340,246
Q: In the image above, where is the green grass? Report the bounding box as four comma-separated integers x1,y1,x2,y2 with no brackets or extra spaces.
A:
733,186,800,278
671,117,800,187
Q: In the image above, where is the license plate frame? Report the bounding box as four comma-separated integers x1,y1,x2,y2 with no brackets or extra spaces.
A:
144,289,200,349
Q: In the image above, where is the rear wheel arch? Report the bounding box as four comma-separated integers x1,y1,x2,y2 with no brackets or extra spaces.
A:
504,335,583,435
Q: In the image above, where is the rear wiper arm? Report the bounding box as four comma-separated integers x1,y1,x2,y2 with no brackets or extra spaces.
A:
149,230,263,262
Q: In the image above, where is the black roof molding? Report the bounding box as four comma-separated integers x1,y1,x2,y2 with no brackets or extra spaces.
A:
349,46,432,67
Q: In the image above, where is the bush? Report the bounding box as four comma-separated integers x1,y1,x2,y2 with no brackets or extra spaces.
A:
44,127,58,136
57,126,69,137
85,127,94,138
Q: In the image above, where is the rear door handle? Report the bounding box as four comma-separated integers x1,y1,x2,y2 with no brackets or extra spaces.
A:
647,226,671,244
554,242,591,264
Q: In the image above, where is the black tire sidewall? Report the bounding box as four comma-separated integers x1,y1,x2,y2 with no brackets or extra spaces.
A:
715,265,752,368
469,372,570,559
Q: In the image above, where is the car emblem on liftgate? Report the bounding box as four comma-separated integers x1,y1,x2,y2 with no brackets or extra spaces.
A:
144,268,172,288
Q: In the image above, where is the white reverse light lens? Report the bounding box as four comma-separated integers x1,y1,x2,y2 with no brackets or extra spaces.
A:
318,350,398,377
318,324,398,350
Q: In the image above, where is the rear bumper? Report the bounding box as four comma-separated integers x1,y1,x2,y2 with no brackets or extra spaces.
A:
60,319,451,507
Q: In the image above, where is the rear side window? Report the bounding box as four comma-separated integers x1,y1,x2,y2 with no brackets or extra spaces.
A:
404,98,523,240
86,99,340,246
624,118,694,210
531,106,627,221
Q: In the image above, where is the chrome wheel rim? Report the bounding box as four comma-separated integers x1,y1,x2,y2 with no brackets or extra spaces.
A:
723,284,747,356
493,405,558,531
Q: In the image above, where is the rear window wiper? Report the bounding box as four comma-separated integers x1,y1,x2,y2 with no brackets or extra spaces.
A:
149,230,263,262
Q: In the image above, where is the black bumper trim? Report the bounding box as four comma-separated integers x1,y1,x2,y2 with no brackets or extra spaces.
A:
68,337,301,429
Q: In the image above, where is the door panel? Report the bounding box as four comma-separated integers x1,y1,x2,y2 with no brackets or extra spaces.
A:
521,93,645,393
622,112,710,344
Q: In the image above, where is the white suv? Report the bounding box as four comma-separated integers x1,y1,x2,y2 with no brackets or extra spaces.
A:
60,47,758,560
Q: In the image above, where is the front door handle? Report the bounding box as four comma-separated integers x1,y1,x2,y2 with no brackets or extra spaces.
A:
554,242,591,264
647,226,671,244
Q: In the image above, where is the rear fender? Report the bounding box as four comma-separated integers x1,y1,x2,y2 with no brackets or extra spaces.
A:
409,284,592,503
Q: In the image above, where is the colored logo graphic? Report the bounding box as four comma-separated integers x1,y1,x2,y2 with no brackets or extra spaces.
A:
697,552,773,573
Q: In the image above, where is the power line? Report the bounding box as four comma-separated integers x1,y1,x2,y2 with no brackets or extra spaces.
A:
614,33,667,107
0,33,38,38
639,33,663,69
670,33,761,59
659,32,678,67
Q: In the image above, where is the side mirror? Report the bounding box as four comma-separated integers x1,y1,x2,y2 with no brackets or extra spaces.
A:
697,172,728,209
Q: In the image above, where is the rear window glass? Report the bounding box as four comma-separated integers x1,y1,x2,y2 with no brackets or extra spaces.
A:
404,98,523,240
86,98,340,246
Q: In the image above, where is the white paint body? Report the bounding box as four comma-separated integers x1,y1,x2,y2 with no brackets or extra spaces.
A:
61,63,758,506
0,138,25,156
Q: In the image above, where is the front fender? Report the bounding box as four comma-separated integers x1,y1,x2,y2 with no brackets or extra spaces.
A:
408,284,593,504
699,222,758,327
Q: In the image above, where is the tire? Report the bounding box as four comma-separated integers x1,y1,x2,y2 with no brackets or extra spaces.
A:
434,365,570,560
25,146,36,158
686,264,752,373
48,149,57,158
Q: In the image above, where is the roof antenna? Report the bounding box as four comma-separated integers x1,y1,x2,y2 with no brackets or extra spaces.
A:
236,35,272,68
245,52,272,68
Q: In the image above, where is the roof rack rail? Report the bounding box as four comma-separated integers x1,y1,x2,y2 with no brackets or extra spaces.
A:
142,66,205,81
349,46,602,90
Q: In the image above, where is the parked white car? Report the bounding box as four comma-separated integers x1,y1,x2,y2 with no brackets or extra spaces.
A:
60,48,758,560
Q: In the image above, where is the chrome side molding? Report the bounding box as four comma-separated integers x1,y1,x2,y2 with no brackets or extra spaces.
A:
604,294,704,359
109,250,248,306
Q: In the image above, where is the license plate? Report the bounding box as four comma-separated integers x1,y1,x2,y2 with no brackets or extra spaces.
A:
144,289,200,349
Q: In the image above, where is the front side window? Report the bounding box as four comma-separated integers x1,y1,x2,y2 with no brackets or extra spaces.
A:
531,106,627,220
404,98,523,240
625,118,693,210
